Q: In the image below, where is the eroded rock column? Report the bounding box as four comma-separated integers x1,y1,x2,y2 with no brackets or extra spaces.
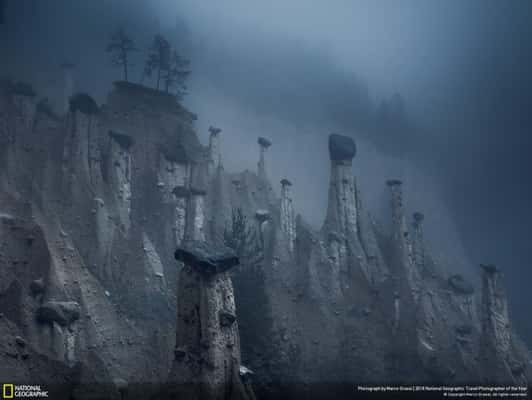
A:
326,231,344,299
157,155,189,203
186,187,206,242
108,131,134,231
393,290,401,334
411,212,425,273
280,178,296,253
169,241,255,400
172,186,189,246
35,300,81,366
63,106,101,190
478,264,527,383
257,137,271,181
480,264,511,357
323,134,385,288
142,232,167,292
324,134,358,236
321,134,387,287
448,274,477,323
255,209,271,251
387,179,420,301
208,126,222,174
157,155,190,246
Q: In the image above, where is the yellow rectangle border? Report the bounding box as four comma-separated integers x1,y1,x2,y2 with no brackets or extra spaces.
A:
2,384,14,399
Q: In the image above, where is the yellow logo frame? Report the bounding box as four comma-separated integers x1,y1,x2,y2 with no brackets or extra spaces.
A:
2,384,14,399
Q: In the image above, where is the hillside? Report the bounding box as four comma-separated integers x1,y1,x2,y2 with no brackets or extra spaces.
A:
0,80,530,399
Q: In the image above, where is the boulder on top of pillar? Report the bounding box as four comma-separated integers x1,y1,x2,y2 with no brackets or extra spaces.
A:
255,209,271,223
280,178,292,187
413,212,424,222
386,178,403,187
328,133,356,162
208,126,222,169
480,263,499,274
258,137,272,148
209,126,221,136
175,240,239,275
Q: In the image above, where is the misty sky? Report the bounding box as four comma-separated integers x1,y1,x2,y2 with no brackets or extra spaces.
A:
1,0,532,346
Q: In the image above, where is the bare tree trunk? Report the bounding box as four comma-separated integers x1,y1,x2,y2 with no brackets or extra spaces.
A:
156,67,161,90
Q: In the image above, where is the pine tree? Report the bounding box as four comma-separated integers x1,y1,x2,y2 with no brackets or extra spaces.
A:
144,34,171,90
106,27,137,82
163,47,190,99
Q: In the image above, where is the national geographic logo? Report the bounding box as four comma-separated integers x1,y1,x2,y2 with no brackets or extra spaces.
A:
2,385,48,398
2,385,13,399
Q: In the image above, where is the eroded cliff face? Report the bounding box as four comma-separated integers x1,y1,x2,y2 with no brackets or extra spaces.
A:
202,132,531,398
0,82,202,398
0,81,530,399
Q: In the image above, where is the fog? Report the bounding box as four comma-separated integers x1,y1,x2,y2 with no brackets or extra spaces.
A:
1,0,531,345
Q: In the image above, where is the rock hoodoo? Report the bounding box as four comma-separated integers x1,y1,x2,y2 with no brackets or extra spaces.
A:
411,212,425,273
279,179,296,254
480,265,514,380
208,126,222,173
328,133,356,161
322,133,385,287
169,241,255,400
324,134,358,236
186,186,207,242
257,137,271,181
0,79,530,399
387,179,420,301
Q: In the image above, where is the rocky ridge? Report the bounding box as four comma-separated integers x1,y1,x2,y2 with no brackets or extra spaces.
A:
0,80,530,399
